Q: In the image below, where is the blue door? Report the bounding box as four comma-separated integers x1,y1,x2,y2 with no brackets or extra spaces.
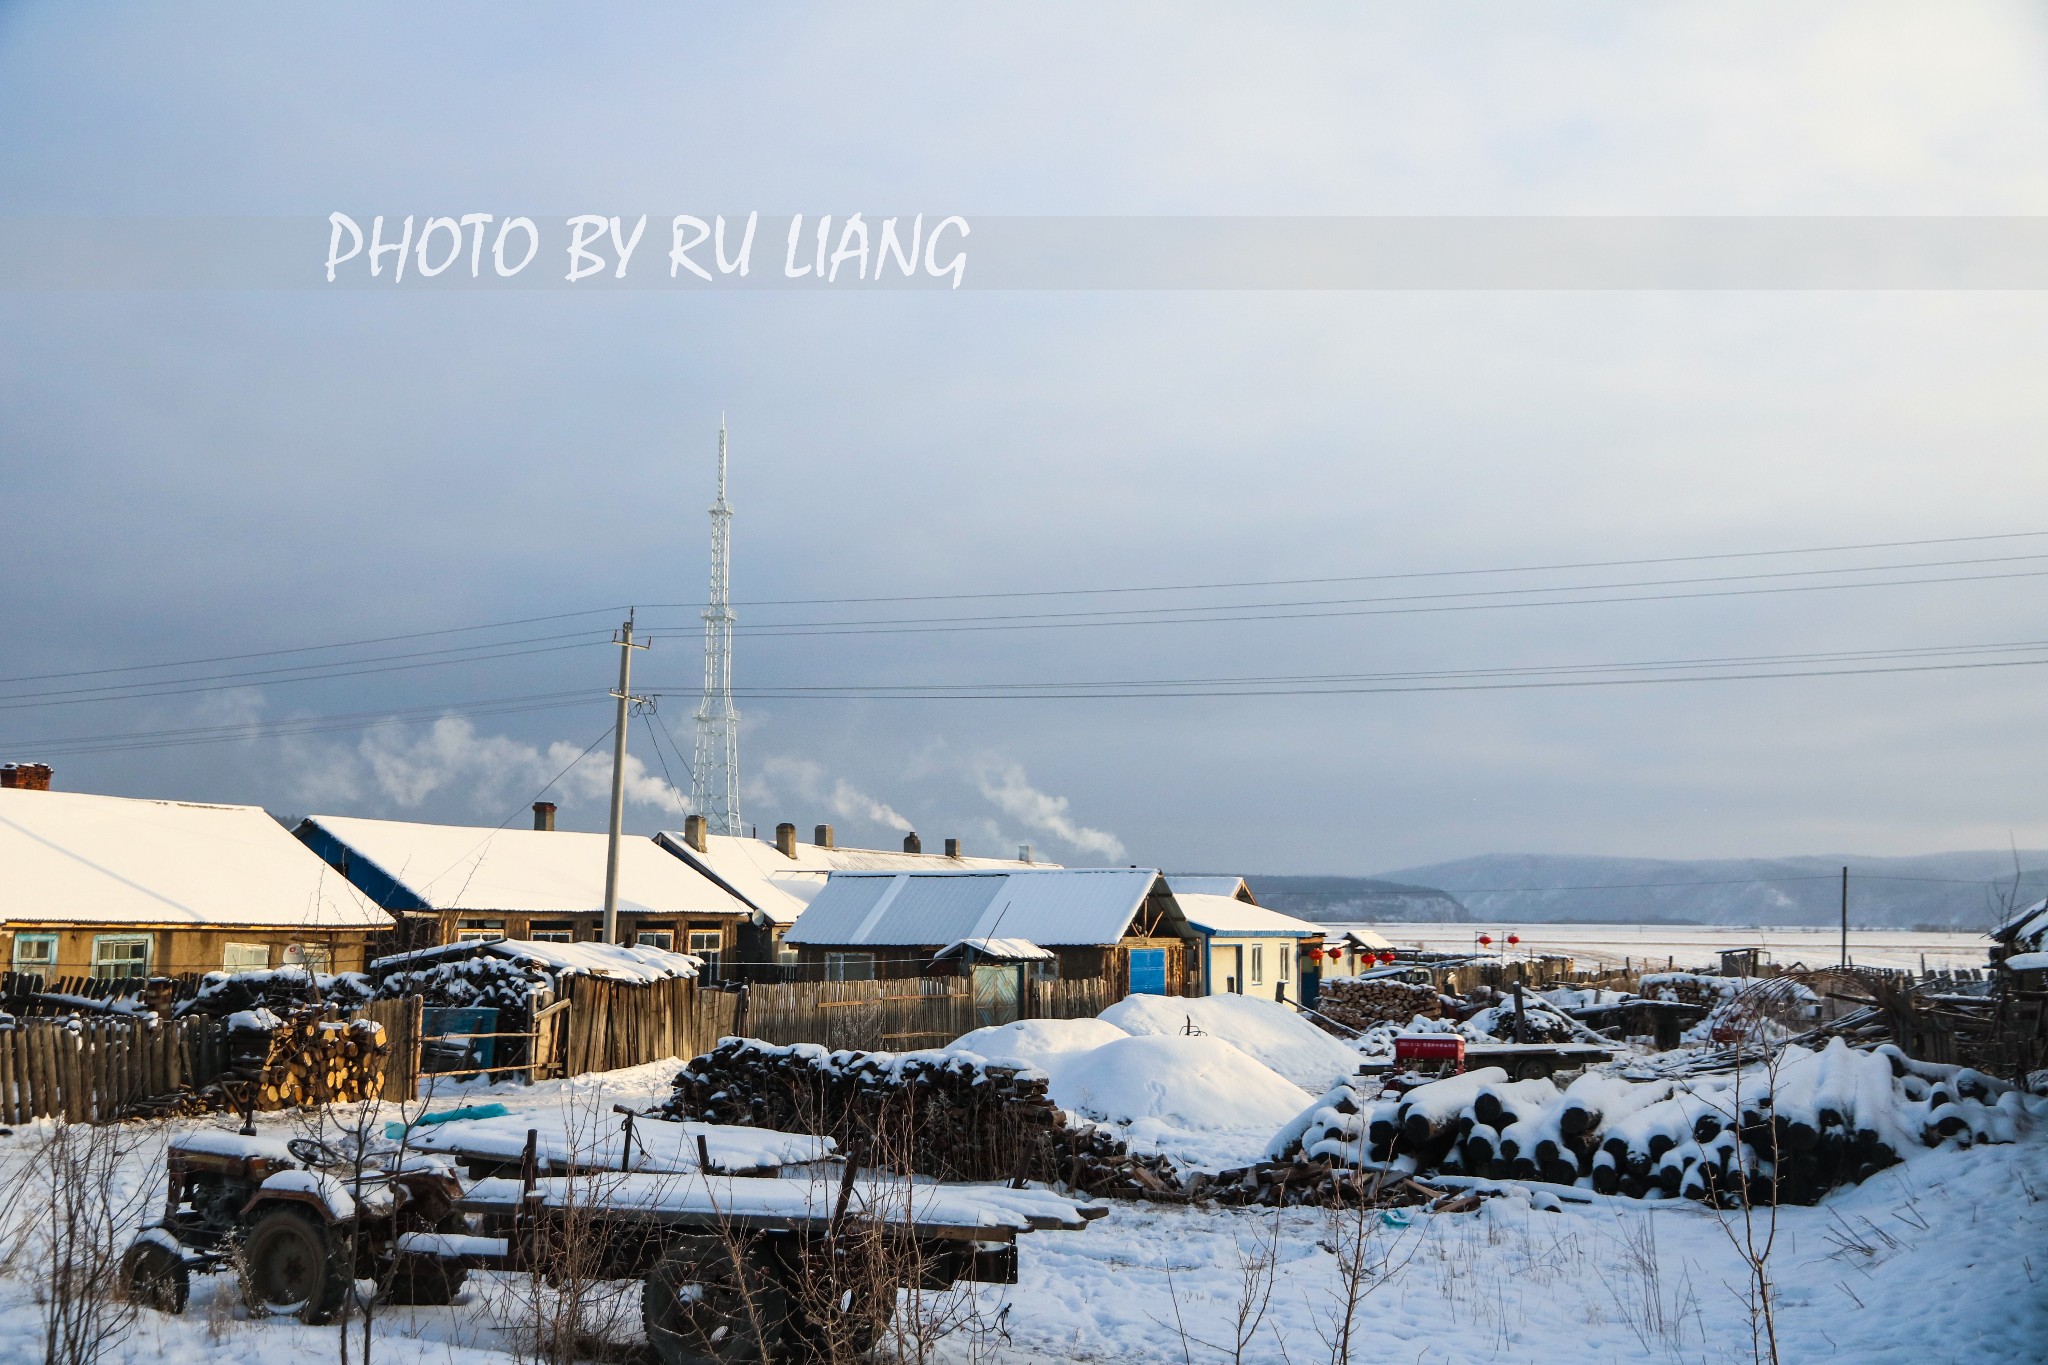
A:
1128,948,1166,995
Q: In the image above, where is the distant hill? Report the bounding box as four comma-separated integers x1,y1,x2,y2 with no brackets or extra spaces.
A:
1367,851,2048,931
1241,875,1470,924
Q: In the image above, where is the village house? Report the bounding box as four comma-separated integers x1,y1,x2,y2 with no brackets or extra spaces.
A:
1165,875,1323,1001
1320,926,1397,977
0,770,391,981
781,866,1200,1006
296,804,752,977
655,814,1053,980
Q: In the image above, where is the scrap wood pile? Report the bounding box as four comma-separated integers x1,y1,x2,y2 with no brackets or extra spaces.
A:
1270,1038,2043,1207
149,1004,392,1114
175,966,371,1019
1188,1159,1485,1212
1314,978,1443,1032
661,1037,1181,1199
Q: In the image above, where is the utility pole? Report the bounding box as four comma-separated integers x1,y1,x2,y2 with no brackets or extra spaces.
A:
1840,865,1849,969
602,610,649,945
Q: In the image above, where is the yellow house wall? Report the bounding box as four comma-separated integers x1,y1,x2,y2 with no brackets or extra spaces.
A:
1203,936,1305,999
1,925,375,980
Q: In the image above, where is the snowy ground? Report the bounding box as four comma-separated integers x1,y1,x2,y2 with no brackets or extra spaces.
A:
0,1058,2041,1365
1352,922,1994,973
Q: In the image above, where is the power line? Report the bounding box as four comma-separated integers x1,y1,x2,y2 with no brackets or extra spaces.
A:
686,565,2048,640
0,606,625,687
643,527,2048,609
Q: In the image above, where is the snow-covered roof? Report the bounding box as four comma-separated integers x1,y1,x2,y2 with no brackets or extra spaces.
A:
933,937,1056,962
1173,892,1320,938
1334,928,1394,951
785,867,1168,948
0,788,389,929
1994,897,2048,951
655,830,1057,927
1167,875,1255,902
2000,950,2048,973
306,816,751,917
372,936,702,982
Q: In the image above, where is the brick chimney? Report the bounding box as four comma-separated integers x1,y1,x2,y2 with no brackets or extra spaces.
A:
944,837,961,858
531,801,556,831
0,763,52,791
814,823,835,849
775,822,798,858
683,814,708,853
903,831,921,854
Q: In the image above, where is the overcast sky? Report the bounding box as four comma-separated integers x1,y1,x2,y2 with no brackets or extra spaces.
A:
3,2,2046,875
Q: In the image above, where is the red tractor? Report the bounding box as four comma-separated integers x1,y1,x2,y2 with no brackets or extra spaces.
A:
120,1128,469,1323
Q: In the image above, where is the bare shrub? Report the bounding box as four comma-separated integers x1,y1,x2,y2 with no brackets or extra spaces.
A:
33,1118,155,1365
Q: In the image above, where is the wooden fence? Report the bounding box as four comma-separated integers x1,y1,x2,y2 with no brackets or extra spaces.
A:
0,1016,202,1123
738,978,977,1052
558,975,738,1076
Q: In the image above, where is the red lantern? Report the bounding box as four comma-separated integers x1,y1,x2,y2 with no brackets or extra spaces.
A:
1379,951,1397,965
1478,934,1493,947
1507,934,1521,947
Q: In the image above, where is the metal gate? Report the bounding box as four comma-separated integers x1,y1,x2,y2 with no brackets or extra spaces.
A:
972,963,1021,1026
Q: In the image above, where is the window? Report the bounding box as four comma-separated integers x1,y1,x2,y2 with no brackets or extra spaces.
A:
222,942,270,973
11,933,57,984
636,930,675,951
282,942,332,973
91,935,151,981
457,919,505,943
1280,947,1292,981
688,929,723,980
529,922,574,944
826,953,874,982
1249,944,1265,985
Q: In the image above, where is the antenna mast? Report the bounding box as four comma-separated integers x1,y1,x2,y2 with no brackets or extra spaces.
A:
693,417,742,835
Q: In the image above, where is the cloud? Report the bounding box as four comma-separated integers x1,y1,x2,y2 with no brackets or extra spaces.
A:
288,716,688,819
753,754,915,836
973,759,1125,861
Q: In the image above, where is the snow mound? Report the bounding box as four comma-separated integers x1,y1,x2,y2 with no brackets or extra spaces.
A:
948,1016,1131,1065
1050,1033,1313,1132
1099,992,1360,1090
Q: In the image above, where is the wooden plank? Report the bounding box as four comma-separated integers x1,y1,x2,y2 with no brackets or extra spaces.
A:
0,1029,17,1124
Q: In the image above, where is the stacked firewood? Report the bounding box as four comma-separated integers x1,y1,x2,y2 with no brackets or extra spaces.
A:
1315,978,1443,1033
1272,1039,2033,1207
663,1038,1181,1198
222,1006,391,1111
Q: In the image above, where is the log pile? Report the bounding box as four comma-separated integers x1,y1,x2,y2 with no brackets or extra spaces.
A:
1272,1039,2036,1207
1315,978,1443,1033
661,1038,1181,1199
1189,1162,1488,1212
208,1006,391,1111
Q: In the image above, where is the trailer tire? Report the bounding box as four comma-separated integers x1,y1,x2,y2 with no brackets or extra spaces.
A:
643,1238,789,1365
385,1214,470,1306
119,1236,190,1315
241,1205,351,1325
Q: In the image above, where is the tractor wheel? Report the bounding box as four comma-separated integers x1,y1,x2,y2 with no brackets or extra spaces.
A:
384,1214,470,1306
240,1205,351,1325
119,1236,191,1314
642,1237,790,1365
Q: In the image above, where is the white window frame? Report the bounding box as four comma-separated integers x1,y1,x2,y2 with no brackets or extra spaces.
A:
1279,947,1292,981
686,929,723,979
12,932,58,982
1248,944,1265,985
222,942,271,973
528,924,574,943
90,934,152,981
636,930,676,951
826,952,874,982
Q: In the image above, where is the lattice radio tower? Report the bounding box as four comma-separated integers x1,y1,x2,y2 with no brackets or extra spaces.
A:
692,417,742,834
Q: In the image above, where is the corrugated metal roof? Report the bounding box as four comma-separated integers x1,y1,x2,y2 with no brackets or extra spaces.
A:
0,788,389,929
655,831,1060,927
309,816,750,917
785,867,1164,947
1174,892,1320,937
